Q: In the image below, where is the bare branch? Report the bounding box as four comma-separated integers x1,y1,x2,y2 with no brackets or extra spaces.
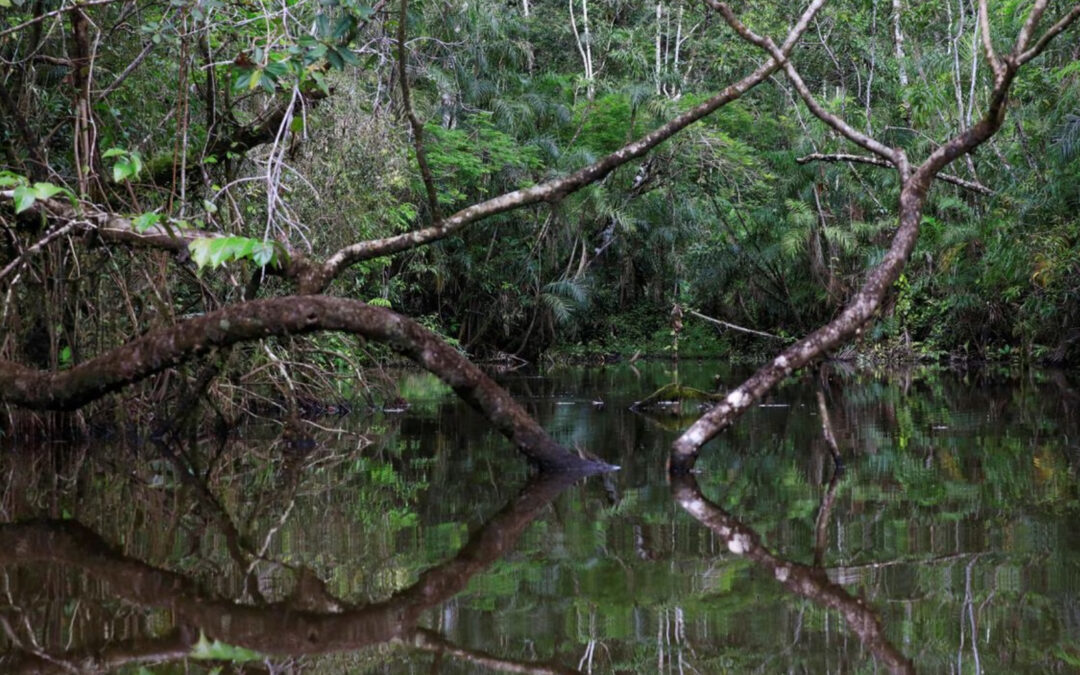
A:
797,152,993,194
670,0,1079,472
706,0,905,171
687,309,788,341
0,0,126,40
1013,0,1051,56
397,0,442,222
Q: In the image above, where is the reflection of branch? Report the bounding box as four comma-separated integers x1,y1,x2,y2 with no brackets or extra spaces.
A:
796,153,993,195
671,474,913,675
411,628,580,675
0,472,583,664
812,389,844,566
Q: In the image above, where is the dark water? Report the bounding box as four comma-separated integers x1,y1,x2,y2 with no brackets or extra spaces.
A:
2,362,1079,673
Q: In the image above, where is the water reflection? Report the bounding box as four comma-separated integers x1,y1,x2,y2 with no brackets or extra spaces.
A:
0,471,586,673
1,363,1078,672
671,470,914,674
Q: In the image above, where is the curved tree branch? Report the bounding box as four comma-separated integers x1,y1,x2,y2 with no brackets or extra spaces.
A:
0,296,613,472
706,0,905,170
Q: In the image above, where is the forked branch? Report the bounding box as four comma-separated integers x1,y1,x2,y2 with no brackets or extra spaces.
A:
670,1,1080,472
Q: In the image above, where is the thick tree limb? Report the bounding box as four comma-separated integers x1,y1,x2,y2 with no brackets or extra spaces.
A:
796,152,993,194
669,1,1080,472
671,473,913,675
0,296,613,472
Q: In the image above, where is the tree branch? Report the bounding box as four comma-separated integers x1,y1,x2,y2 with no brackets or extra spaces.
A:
319,0,829,282
705,0,905,171
1019,4,1080,65
796,152,993,194
0,296,612,472
670,0,1076,472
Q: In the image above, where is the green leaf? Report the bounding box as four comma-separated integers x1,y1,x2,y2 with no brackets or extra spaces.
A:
13,185,36,213
32,182,65,200
0,171,27,188
132,212,162,233
102,147,127,159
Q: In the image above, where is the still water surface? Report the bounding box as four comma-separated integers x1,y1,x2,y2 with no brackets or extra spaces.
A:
1,362,1078,673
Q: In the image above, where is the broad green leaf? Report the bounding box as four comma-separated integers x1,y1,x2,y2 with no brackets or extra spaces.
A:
13,185,36,213
102,147,127,158
0,171,28,188
32,182,65,200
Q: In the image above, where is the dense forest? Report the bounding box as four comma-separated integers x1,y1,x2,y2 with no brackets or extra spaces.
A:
1,0,1079,462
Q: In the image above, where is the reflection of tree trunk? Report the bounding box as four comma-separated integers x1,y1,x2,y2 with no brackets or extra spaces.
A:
0,471,583,667
0,297,613,472
671,473,914,675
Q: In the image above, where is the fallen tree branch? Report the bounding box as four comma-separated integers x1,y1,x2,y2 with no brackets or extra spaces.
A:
0,296,614,472
796,152,993,195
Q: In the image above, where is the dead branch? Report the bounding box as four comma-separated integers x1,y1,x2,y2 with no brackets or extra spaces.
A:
687,309,788,341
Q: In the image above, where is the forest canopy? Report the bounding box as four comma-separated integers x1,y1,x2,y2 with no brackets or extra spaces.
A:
1,0,1079,469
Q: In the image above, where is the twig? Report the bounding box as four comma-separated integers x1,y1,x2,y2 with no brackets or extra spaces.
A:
796,152,993,195
0,0,126,40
